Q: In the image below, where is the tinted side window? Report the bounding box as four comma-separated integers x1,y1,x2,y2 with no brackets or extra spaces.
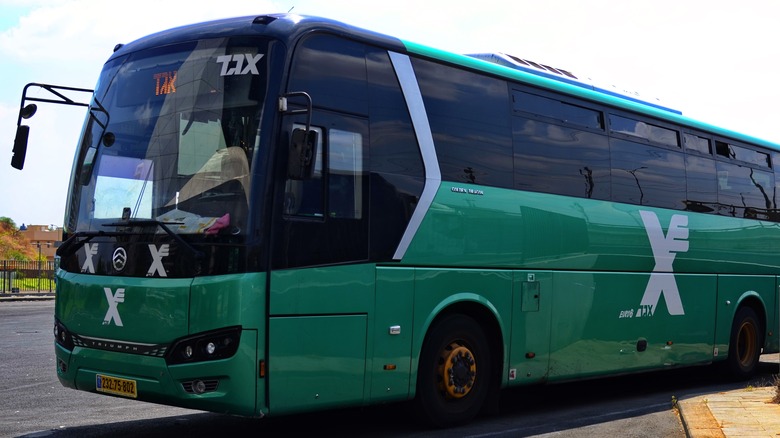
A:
282,124,367,220
610,138,685,209
716,161,773,219
513,116,610,199
366,49,423,177
328,129,365,219
685,155,717,213
412,57,513,187
288,34,368,115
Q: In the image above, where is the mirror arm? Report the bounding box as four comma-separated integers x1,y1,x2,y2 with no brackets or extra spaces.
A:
16,83,93,126
279,91,313,131
11,83,95,170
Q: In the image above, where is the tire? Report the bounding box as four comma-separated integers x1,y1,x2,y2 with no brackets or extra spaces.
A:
414,314,492,428
724,306,762,380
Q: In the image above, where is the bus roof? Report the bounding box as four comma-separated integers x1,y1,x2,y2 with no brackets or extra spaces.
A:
465,52,682,115
403,40,780,152
113,13,779,152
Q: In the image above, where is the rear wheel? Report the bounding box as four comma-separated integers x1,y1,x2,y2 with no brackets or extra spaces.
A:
724,306,762,380
414,314,492,428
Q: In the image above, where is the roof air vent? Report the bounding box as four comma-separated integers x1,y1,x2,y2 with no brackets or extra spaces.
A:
253,16,277,25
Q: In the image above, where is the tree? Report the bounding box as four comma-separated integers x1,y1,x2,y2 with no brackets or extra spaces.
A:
0,217,36,261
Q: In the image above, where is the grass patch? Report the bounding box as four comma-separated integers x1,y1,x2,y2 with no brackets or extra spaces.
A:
773,375,780,404
8,277,55,292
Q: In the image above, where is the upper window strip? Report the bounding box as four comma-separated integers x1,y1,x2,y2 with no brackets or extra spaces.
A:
609,114,679,148
715,140,771,168
512,90,603,130
683,133,712,155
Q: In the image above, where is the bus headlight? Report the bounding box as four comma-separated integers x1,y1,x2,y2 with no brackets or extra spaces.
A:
166,326,241,365
54,319,74,351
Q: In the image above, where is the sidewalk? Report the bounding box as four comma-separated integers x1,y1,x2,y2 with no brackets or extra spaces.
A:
679,387,780,437
678,355,780,437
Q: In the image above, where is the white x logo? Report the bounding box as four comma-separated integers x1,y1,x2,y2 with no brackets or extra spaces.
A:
147,244,169,277
81,243,98,273
639,211,688,316
103,288,125,326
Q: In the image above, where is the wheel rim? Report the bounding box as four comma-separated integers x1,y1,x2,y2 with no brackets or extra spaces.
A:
437,341,477,399
736,320,758,368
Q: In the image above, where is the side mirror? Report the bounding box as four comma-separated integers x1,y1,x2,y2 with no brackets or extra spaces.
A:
287,128,317,180
11,125,30,170
10,83,96,171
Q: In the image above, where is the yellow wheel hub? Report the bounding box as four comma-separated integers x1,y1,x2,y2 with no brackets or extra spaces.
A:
437,342,477,399
736,320,758,367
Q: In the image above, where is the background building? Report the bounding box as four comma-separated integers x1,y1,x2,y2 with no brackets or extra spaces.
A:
18,224,62,261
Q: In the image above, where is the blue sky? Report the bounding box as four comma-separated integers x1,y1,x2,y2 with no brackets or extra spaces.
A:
0,5,28,30
1,0,779,226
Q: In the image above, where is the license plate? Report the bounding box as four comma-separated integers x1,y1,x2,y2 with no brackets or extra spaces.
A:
96,374,137,399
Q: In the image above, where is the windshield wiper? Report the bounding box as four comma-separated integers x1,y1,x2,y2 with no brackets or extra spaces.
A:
102,219,205,260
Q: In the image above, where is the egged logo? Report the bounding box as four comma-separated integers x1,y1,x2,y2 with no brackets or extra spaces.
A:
638,210,688,316
103,288,125,326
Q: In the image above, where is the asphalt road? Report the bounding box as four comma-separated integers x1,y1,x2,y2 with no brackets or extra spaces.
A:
1,300,777,437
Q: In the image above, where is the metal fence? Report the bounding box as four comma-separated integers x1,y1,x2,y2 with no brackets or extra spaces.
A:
0,260,56,293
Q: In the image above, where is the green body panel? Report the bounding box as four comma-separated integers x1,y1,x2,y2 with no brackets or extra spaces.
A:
269,264,373,315
767,280,779,352
371,268,415,402
399,184,779,384
546,272,715,380
267,264,375,414
190,273,266,333
56,270,191,342
509,271,553,384
402,184,780,275
54,271,266,416
268,315,367,414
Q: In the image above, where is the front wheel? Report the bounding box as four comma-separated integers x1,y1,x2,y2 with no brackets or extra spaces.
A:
724,306,762,380
414,314,492,428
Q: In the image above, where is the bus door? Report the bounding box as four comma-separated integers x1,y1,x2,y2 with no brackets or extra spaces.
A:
267,110,372,414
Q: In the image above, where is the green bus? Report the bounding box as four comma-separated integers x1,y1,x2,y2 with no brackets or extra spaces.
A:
11,13,778,427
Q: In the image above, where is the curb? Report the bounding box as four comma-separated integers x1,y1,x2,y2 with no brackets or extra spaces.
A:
677,384,780,438
0,293,55,302
676,396,726,438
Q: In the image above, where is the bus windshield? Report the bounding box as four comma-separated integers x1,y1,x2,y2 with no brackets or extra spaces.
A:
66,37,269,236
